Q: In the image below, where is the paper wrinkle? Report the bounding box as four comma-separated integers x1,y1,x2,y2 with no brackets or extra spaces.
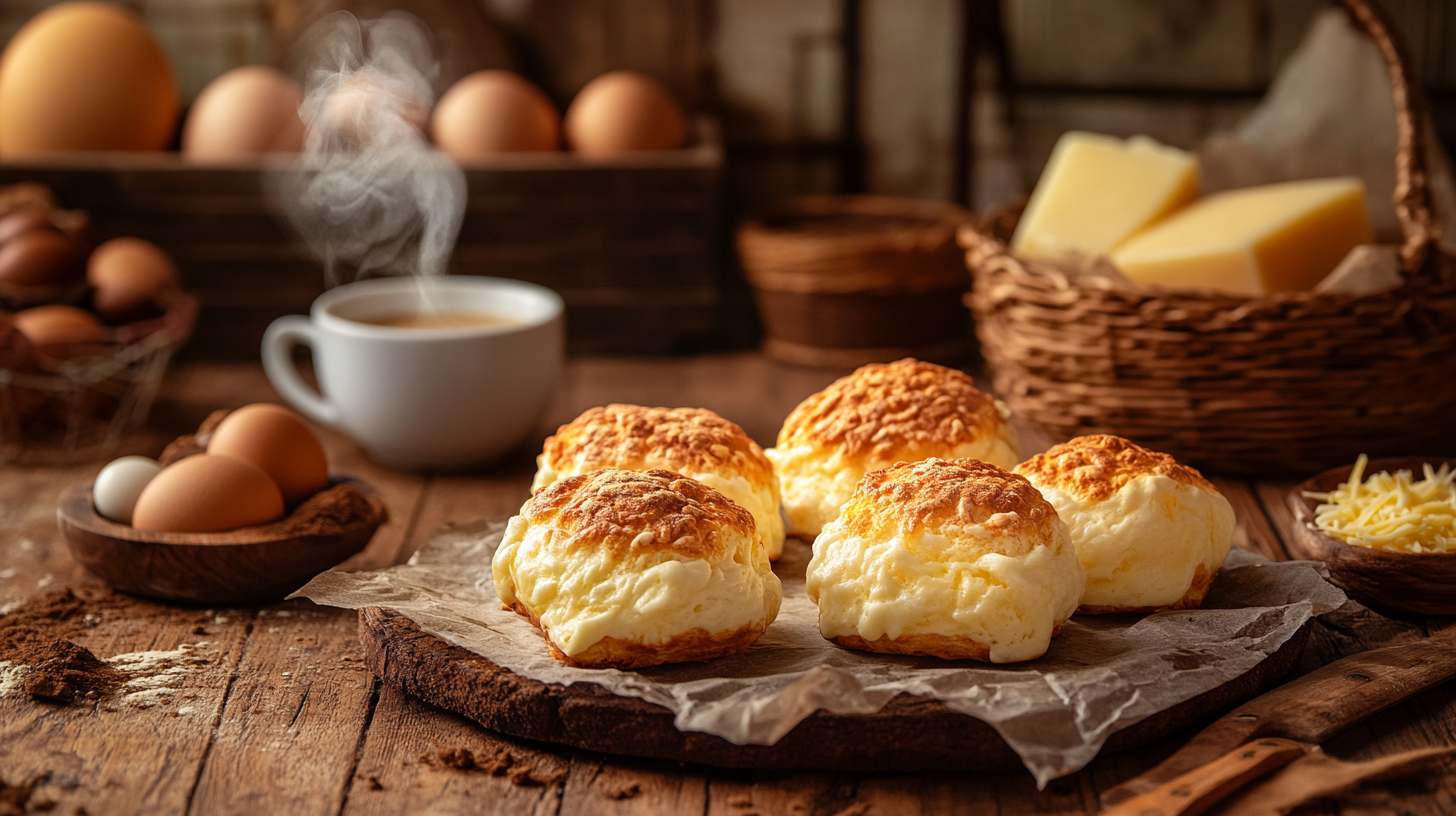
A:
295,521,1345,788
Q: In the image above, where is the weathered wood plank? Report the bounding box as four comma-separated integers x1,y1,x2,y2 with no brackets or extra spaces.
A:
317,424,429,573
0,464,94,602
400,472,534,561
556,755,707,816
1208,477,1289,562
0,594,253,816
855,774,1001,815
342,686,568,816
993,772,1096,815
0,360,430,816
186,602,379,816
704,771,859,816
1252,479,1302,557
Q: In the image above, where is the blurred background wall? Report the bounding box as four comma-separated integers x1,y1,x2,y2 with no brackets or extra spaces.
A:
3,0,1449,217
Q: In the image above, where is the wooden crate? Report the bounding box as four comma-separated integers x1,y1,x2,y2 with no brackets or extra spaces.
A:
0,137,724,359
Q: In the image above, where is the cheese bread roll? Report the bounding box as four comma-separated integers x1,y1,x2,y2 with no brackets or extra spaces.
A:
806,458,1083,664
534,404,785,559
494,468,781,669
1016,435,1234,614
768,359,1020,539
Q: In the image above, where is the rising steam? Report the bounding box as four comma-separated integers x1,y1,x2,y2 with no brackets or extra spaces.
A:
279,12,465,287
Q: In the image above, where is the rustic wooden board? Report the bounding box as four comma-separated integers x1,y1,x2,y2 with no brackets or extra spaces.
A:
356,606,1311,774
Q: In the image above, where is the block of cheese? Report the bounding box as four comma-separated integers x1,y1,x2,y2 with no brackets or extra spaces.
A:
1011,131,1199,260
1110,177,1374,296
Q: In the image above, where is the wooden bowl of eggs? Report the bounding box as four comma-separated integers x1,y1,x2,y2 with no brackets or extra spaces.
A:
56,404,388,605
1286,455,1456,618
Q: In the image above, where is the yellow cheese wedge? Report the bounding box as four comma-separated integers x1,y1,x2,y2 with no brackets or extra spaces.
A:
1011,131,1199,260
1110,177,1374,296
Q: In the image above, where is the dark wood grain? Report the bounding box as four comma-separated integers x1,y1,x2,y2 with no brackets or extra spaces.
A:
1209,477,1290,563
186,602,377,816
0,594,254,816
0,463,93,601
1285,457,1456,618
557,754,706,816
3,356,1455,816
56,478,387,605
1252,479,1301,558
340,685,570,816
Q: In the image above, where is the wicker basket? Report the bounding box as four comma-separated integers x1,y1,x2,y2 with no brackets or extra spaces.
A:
0,290,197,465
738,195,975,367
960,0,1456,475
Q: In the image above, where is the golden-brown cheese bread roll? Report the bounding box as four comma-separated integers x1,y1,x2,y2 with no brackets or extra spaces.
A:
533,404,786,559
806,458,1084,664
1015,435,1234,614
768,359,1020,539
493,468,782,669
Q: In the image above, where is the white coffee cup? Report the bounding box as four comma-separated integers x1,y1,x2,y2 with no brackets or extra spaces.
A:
262,275,564,470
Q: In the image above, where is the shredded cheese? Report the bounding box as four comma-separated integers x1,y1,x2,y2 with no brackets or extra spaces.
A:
1303,455,1456,553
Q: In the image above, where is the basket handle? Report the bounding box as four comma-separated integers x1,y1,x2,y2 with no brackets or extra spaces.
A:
1339,0,1440,276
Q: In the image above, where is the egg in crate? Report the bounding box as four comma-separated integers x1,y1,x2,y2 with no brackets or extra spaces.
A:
0,227,84,286
0,2,180,155
87,237,179,323
314,69,429,149
0,212,57,245
432,70,560,157
564,70,687,155
183,66,305,160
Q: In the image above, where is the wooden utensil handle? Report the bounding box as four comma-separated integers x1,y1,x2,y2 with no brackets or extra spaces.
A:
1100,738,1307,816
1102,624,1456,807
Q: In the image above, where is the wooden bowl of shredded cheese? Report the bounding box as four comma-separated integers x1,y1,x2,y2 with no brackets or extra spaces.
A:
1287,456,1456,617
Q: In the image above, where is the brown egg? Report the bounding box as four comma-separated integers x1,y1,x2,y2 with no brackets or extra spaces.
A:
87,237,178,322
316,71,428,149
207,403,330,505
564,71,687,156
132,453,285,533
0,310,31,371
11,304,108,345
183,66,305,160
432,71,560,158
0,2,180,156
0,229,83,286
0,211,55,246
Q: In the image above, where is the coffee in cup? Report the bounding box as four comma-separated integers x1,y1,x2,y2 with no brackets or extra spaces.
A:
262,276,564,470
353,311,525,330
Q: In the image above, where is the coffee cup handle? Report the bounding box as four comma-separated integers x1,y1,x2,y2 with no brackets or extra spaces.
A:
262,316,343,427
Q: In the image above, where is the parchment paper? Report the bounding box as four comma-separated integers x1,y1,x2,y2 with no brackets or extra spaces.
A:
295,521,1346,787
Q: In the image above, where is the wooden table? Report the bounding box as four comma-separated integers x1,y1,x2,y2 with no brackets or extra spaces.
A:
2,355,1453,815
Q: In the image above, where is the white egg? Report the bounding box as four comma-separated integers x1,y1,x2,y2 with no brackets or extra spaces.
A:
94,455,163,524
